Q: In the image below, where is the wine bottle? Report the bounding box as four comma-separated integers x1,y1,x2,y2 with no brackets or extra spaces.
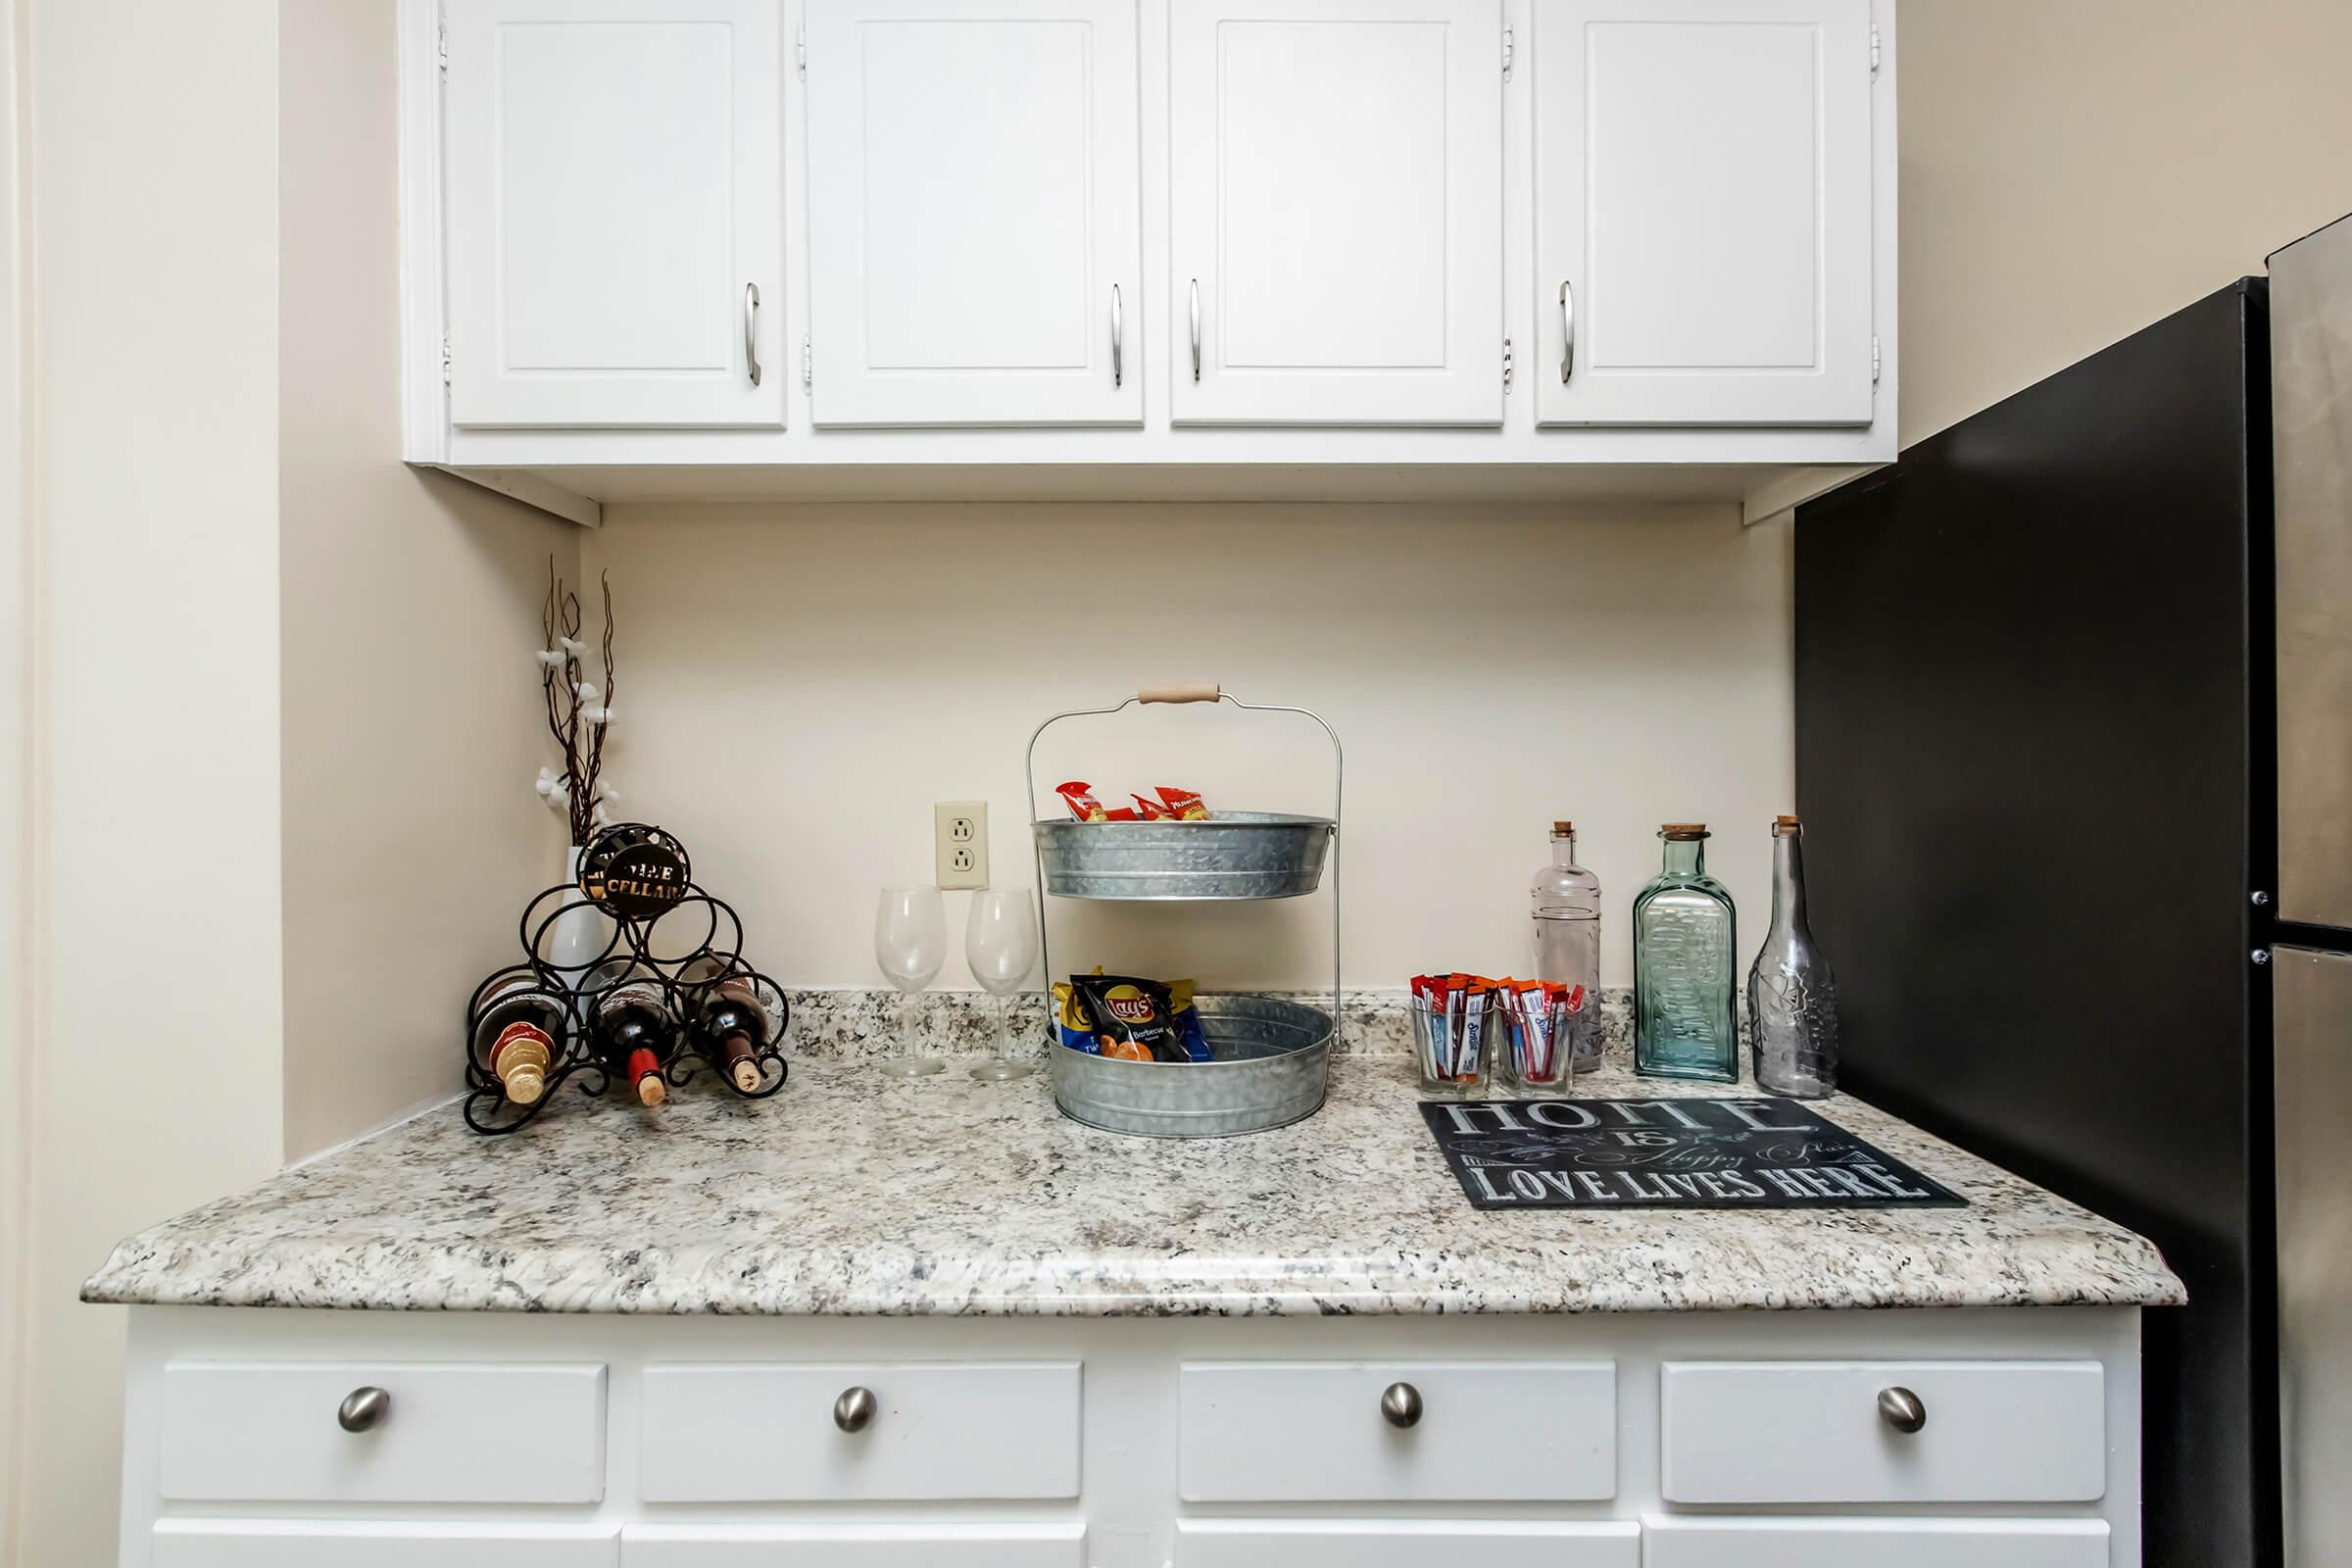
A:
469,973,568,1105
687,971,780,1093
587,966,678,1107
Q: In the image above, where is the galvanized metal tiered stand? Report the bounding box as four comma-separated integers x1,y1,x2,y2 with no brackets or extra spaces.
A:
1025,686,1342,1137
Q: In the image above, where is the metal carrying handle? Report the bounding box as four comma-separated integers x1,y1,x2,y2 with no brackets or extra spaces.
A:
1023,689,1345,1048
1558,280,1575,383
744,282,762,387
1111,285,1124,389
1189,278,1202,382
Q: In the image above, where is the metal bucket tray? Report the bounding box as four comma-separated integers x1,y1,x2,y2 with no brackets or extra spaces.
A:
1034,811,1333,901
1050,994,1333,1138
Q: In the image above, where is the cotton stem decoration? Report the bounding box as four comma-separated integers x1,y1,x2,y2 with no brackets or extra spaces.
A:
536,561,619,847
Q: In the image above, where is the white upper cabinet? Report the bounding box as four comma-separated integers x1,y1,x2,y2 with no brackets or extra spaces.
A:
805,0,1143,426
1168,0,1505,426
1534,0,1876,426
444,0,783,427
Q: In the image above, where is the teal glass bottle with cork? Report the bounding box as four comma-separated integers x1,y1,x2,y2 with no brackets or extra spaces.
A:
1633,822,1739,1081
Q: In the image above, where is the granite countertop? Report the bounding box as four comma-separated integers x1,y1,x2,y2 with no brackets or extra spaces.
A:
83,1048,2183,1317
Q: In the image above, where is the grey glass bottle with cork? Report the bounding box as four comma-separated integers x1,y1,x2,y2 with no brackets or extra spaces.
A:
1746,814,1839,1098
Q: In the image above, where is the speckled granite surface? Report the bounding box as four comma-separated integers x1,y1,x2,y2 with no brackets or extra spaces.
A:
84,1039,2181,1317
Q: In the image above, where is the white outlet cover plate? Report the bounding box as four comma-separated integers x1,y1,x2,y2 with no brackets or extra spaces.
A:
935,800,989,890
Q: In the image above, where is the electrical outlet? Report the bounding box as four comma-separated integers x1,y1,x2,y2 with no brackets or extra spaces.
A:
935,801,989,890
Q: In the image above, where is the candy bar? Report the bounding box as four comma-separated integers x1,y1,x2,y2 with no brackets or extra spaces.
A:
1055,781,1108,822
1156,786,1210,820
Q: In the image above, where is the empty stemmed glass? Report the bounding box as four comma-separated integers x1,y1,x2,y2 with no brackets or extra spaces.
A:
965,888,1042,1082
874,885,948,1078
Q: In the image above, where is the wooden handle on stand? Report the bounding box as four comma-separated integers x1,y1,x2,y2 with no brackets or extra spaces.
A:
1138,685,1221,705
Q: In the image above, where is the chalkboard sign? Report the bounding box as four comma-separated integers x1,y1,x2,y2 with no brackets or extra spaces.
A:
1419,1098,1966,1211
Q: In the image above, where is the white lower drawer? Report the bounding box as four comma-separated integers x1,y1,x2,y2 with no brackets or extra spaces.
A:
1179,1360,1616,1501
1641,1516,2109,1567
1660,1359,2106,1503
151,1521,618,1568
639,1361,1081,1501
158,1360,607,1504
621,1524,1086,1567
1177,1520,1640,1568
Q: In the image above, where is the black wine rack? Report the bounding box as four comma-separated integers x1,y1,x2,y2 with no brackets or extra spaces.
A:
461,842,789,1136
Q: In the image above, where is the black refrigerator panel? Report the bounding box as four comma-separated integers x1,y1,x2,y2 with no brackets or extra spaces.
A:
1794,280,2273,1568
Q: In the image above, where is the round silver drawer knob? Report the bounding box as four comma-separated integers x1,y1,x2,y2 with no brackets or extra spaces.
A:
833,1385,878,1434
1877,1385,1927,1434
337,1387,391,1434
1380,1381,1423,1430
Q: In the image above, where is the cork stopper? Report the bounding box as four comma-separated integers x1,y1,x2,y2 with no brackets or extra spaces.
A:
1774,814,1802,836
636,1074,667,1108
730,1060,763,1094
1660,822,1709,841
491,1031,554,1105
1550,819,1575,838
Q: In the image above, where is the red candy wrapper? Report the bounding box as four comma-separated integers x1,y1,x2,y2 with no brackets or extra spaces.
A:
1132,794,1176,820
1055,781,1108,822
1156,786,1210,820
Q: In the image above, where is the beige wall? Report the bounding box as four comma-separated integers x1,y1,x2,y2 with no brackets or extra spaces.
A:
1,0,28,1548
1900,0,2352,446
278,0,578,1162
583,503,1793,993
15,3,284,1565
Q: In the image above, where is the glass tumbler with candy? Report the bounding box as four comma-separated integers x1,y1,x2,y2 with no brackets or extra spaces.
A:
1410,974,1494,1095
1499,979,1586,1095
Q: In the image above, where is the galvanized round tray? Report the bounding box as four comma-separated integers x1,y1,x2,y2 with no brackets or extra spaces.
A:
1033,811,1334,901
1049,995,1333,1138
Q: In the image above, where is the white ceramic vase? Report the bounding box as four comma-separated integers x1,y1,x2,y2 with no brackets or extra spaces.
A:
544,844,615,1004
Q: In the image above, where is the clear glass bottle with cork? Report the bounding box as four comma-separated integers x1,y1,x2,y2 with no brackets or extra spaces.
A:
1530,820,1603,1070
1633,822,1739,1082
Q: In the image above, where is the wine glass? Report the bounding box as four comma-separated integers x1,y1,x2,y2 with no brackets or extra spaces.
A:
965,888,1042,1082
874,885,948,1078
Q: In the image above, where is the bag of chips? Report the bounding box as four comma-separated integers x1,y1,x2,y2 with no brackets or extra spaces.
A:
1067,973,1185,1062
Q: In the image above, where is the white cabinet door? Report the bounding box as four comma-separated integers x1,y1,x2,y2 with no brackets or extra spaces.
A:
638,1360,1081,1501
623,1523,1086,1567
806,0,1141,426
1176,1520,1640,1568
1534,0,1875,426
1660,1359,2106,1504
1641,1517,2109,1568
1170,0,1504,426
153,1521,618,1568
445,0,783,427
1179,1360,1615,1501
158,1360,607,1504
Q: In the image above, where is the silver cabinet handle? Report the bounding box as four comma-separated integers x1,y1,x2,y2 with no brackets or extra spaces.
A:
337,1387,391,1434
1380,1381,1423,1429
833,1385,878,1433
744,282,762,387
1189,277,1201,383
1559,279,1575,383
1877,1386,1927,1434
1111,284,1124,389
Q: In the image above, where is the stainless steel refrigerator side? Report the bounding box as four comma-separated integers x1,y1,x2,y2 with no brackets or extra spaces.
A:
2270,216,2352,931
2274,946,2352,1568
